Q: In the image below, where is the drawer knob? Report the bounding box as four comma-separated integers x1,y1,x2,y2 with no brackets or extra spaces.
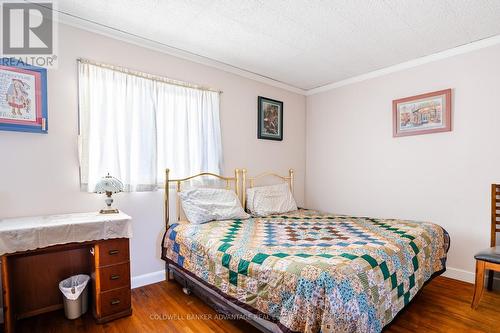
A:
108,249,119,255
110,275,120,280
111,299,121,305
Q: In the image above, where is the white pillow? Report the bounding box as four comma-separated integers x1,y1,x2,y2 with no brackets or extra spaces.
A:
178,188,250,224
246,182,298,217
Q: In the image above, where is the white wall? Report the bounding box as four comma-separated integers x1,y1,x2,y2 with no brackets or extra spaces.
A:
306,43,500,282
0,23,306,285
3,20,496,287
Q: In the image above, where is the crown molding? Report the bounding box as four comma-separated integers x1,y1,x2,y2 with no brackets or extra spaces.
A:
53,7,500,98
306,34,500,96
55,12,307,95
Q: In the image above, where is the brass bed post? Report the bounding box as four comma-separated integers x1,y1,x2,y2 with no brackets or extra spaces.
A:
165,168,171,281
176,181,181,222
235,168,240,203
242,169,247,210
289,169,294,194
165,168,170,229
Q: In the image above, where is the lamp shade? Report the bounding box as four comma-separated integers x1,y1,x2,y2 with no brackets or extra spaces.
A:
94,174,124,194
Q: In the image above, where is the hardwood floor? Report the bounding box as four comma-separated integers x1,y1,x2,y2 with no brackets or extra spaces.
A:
385,276,500,333
15,276,500,333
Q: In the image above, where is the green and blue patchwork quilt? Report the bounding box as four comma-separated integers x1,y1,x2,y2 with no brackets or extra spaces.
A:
164,209,449,333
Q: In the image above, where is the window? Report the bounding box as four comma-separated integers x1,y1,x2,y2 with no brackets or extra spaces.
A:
78,61,223,192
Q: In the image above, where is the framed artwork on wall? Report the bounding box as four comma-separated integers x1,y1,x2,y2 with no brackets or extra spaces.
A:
258,96,283,141
0,58,48,133
393,89,452,137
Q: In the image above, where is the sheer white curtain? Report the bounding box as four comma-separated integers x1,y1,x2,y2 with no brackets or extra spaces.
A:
78,62,223,192
156,82,222,182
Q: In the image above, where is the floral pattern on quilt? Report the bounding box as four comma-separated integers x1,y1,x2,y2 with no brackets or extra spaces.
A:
164,209,449,333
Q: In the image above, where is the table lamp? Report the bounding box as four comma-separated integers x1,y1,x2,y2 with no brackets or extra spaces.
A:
94,173,123,214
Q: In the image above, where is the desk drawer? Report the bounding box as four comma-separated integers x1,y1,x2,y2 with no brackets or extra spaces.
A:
100,287,131,317
99,262,130,291
96,238,129,267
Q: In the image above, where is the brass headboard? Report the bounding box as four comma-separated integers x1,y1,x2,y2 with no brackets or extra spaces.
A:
241,169,294,210
164,169,240,228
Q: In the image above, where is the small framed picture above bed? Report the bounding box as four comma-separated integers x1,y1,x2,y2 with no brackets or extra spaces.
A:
393,89,452,137
258,96,283,141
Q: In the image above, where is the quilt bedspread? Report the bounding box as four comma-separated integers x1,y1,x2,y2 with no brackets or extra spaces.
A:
164,210,449,333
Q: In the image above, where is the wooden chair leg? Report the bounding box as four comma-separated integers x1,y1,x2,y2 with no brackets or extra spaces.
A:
472,260,486,309
487,270,494,291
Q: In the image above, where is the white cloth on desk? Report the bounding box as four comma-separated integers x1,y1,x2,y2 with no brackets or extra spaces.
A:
0,212,132,255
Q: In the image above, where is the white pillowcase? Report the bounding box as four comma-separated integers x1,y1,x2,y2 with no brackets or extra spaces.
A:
246,182,298,217
178,188,250,224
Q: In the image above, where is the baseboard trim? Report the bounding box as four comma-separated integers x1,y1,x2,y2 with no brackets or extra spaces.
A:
442,267,475,283
442,266,500,288
131,270,165,289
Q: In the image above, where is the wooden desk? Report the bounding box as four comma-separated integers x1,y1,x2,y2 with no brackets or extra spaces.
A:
0,213,132,333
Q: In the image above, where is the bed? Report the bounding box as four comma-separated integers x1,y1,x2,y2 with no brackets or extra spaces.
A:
161,169,450,333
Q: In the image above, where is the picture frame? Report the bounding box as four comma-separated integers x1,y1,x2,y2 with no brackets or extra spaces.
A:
0,58,48,133
258,96,283,141
393,89,451,137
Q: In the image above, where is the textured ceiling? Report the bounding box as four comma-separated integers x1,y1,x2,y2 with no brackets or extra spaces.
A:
55,0,500,90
